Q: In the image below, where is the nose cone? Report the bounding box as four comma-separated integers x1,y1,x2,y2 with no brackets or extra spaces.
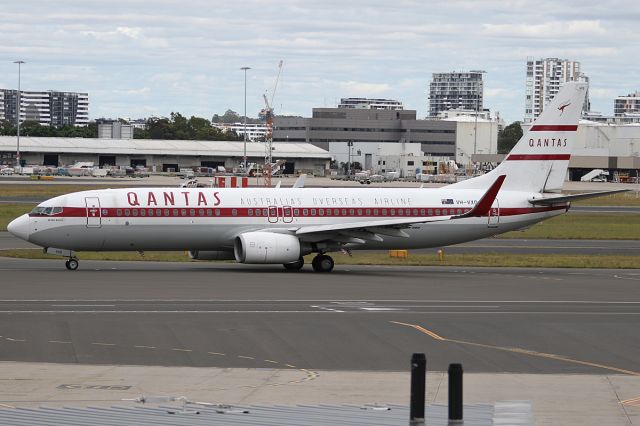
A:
7,214,30,241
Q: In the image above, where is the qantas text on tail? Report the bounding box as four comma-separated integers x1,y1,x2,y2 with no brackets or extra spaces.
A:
7,82,624,272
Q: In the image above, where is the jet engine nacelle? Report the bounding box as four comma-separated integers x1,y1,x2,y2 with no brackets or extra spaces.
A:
188,250,236,261
234,232,301,264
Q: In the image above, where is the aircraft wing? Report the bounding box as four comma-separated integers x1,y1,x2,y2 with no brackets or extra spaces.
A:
528,189,629,205
291,174,506,244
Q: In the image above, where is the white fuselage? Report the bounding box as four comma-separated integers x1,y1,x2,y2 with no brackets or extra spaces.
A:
14,186,567,252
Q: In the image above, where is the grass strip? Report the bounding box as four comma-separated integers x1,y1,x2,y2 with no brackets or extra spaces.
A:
0,249,637,269
572,191,640,207
0,184,118,198
0,204,35,230
499,213,640,240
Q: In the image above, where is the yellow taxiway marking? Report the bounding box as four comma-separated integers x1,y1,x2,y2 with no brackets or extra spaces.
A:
391,321,445,340
621,396,640,407
391,320,640,377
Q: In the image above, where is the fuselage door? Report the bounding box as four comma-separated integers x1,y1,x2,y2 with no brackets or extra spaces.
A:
282,205,293,223
487,198,499,228
85,197,102,228
268,205,278,223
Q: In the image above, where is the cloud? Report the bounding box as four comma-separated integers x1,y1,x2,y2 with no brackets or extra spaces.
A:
483,20,607,38
0,0,637,123
337,81,391,95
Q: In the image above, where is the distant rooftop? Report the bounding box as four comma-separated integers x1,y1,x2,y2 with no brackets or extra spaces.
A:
338,98,404,110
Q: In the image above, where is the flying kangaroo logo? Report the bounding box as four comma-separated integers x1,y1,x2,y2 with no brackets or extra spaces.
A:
558,101,571,115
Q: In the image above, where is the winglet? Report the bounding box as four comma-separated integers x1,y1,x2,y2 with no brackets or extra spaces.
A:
456,174,506,218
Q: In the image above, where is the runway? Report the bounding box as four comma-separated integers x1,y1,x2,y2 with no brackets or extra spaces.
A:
0,257,639,376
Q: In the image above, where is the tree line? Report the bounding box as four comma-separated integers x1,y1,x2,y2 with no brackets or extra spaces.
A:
0,119,98,137
0,110,250,141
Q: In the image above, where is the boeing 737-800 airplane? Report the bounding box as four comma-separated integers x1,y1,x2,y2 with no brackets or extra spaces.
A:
6,82,624,272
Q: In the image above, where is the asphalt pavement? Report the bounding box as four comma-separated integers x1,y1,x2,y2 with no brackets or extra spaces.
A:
0,257,638,375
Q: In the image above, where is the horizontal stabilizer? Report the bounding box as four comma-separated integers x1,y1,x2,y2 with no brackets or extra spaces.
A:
528,189,630,205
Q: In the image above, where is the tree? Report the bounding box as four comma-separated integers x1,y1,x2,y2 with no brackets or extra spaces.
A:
0,120,15,136
498,121,523,154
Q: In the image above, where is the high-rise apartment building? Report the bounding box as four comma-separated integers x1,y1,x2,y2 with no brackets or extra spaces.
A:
338,98,404,110
428,71,485,117
614,92,640,117
524,57,589,122
0,89,89,127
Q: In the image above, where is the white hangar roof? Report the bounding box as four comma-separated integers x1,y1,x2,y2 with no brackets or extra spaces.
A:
0,137,331,159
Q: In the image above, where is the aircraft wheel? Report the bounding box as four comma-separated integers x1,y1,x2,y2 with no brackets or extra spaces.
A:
283,257,304,271
311,254,334,273
65,259,79,271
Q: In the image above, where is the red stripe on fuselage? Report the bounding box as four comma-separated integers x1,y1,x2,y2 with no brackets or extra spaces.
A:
29,205,567,220
529,125,578,131
506,154,571,161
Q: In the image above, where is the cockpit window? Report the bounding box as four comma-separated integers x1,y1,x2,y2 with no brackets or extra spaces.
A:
30,206,63,216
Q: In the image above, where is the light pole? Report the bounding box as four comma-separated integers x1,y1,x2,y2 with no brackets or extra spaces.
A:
347,140,353,177
240,66,251,170
13,60,25,169
472,70,486,160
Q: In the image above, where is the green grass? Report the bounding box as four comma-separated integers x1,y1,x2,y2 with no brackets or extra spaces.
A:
572,191,640,207
0,249,191,262
0,249,637,269
0,184,117,198
0,204,35,230
499,213,640,240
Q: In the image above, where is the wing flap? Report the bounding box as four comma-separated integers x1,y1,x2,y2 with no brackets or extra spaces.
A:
294,215,452,236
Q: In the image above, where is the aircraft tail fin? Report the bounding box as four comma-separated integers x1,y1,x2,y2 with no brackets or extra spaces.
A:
451,81,588,193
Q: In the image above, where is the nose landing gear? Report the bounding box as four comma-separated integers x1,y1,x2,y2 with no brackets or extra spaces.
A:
44,248,79,270
65,258,79,271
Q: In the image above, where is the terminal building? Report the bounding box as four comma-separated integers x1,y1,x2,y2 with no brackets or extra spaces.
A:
273,107,499,171
0,137,331,175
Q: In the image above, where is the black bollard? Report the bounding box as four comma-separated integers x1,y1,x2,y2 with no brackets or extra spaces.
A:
448,363,463,423
410,353,426,424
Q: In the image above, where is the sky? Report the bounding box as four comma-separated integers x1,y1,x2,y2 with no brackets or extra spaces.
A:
1,0,639,124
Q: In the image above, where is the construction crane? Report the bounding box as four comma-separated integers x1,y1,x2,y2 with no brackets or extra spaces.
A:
262,60,283,187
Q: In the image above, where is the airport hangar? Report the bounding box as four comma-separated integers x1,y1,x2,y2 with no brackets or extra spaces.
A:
0,136,332,175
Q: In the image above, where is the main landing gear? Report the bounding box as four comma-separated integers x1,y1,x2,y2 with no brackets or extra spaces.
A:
311,254,334,273
282,254,335,272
